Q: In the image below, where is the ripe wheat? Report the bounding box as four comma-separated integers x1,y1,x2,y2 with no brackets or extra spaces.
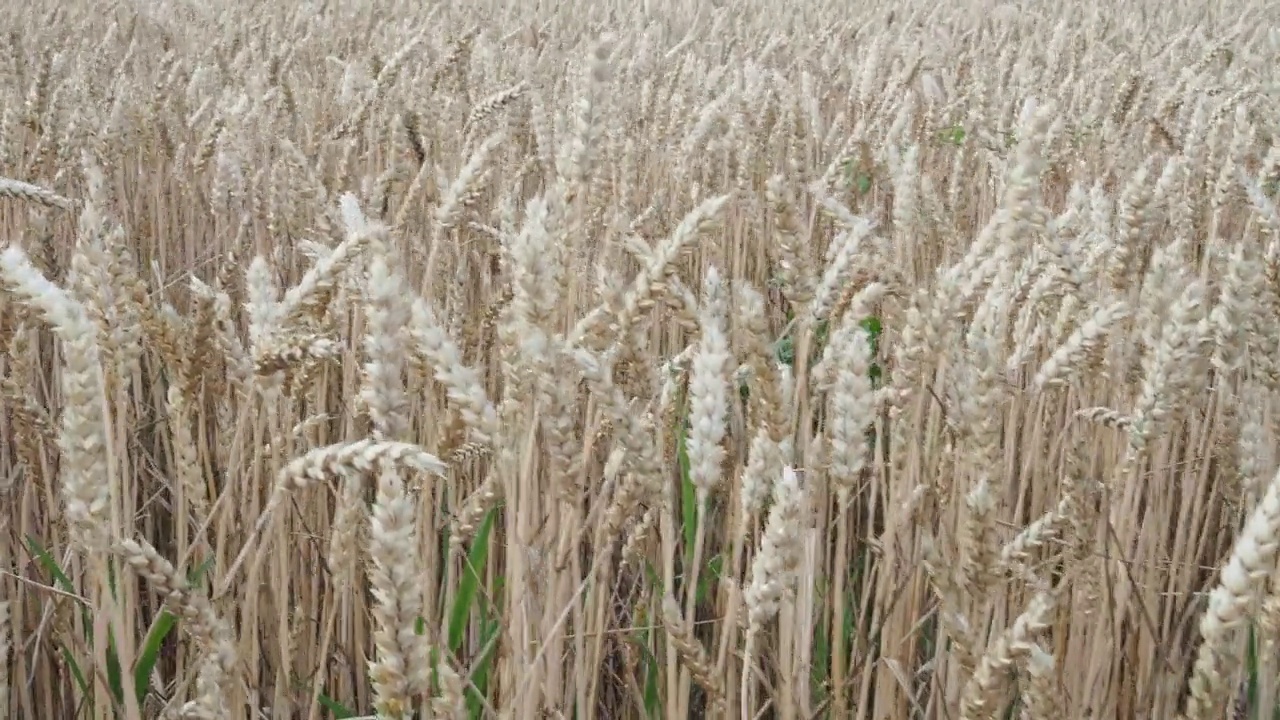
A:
1,0,1279,718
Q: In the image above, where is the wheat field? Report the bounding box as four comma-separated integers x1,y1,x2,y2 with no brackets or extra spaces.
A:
1,0,1279,718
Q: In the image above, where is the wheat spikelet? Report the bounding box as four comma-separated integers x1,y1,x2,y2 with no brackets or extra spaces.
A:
1181,466,1280,720
0,246,111,550
0,177,72,210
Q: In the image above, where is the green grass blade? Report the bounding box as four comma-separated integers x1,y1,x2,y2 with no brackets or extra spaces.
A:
106,556,118,601
467,611,501,719
676,409,695,576
26,535,90,640
1246,622,1259,720
317,692,356,718
133,555,215,704
105,627,125,704
636,625,662,718
642,558,663,593
469,573,505,716
27,536,115,706
859,316,883,386
694,554,722,607
133,612,177,704
811,591,829,703
26,535,76,594
187,557,216,588
61,646,90,697
449,506,496,653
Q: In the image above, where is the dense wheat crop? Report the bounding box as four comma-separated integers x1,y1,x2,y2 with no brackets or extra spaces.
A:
2,0,1280,718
